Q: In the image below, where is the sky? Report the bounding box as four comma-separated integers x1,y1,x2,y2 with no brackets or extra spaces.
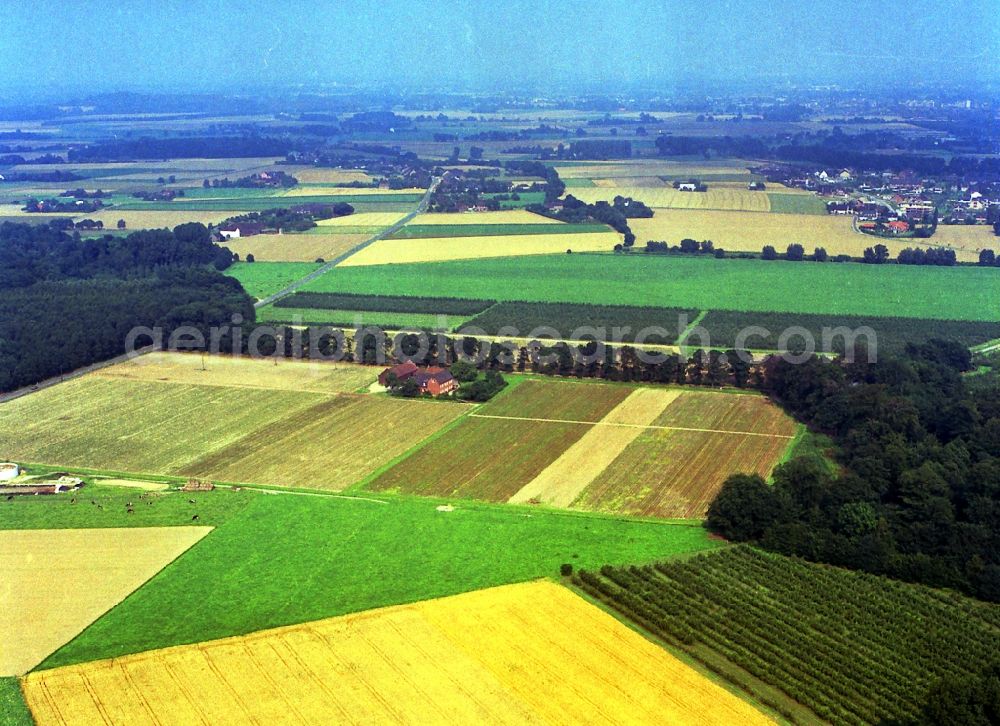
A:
1,0,997,98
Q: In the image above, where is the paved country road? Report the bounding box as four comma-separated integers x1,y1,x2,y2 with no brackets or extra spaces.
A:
253,177,441,309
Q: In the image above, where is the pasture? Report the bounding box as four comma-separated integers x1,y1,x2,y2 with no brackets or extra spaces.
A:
225,260,321,298
578,546,1000,725
15,488,720,670
337,231,621,266
0,527,210,675
302,254,1000,321
23,581,766,726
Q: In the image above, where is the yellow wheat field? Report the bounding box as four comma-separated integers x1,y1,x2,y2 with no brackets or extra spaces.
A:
315,211,407,227
630,208,983,261
223,232,368,261
409,210,562,224
926,224,997,254
22,580,772,725
282,167,377,185
94,351,377,395
340,231,621,266
78,209,243,229
591,176,669,187
1,527,211,676
567,186,772,212
509,389,681,507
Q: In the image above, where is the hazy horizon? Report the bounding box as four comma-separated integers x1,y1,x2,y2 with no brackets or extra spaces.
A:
1,0,998,100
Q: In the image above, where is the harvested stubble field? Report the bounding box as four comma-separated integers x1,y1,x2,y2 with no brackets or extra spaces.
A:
280,185,426,197
370,380,797,519
282,167,377,184
94,352,376,394
567,187,772,212
629,208,983,262
74,209,243,229
0,527,210,676
22,581,768,726
577,427,794,518
223,231,368,261
509,389,681,508
301,254,1000,321
314,211,407,228
180,393,464,490
337,231,621,266
554,162,753,180
0,362,462,491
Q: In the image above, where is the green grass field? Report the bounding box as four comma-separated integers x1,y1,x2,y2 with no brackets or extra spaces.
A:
388,223,609,239
766,193,828,215
482,191,546,207
301,254,1000,321
12,485,721,670
226,261,321,298
0,679,31,726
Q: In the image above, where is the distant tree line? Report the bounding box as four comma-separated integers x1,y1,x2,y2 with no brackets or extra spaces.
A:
67,136,297,162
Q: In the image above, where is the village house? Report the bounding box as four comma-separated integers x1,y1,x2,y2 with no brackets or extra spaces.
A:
677,182,698,192
886,220,910,235
218,222,265,239
378,361,459,396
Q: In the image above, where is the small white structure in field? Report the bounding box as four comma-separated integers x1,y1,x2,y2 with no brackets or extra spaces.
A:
0,463,20,481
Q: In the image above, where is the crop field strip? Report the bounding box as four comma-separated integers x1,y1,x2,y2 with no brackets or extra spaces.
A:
300,254,1000,321
0,363,463,491
508,389,682,507
575,546,1000,726
225,261,322,299
258,306,463,330
22,581,770,726
337,230,622,266
272,292,494,316
566,186,773,212
0,527,211,676
223,232,370,262
387,222,611,239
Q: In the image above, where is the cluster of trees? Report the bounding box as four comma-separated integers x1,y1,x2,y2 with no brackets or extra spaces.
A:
562,139,632,160
533,194,649,247
503,160,564,202
895,247,958,266
645,238,725,258
217,203,352,234
761,244,839,262
0,221,252,392
58,188,110,199
21,197,104,213
202,171,297,188
978,249,1000,266
0,169,81,182
132,189,183,201
708,339,1000,602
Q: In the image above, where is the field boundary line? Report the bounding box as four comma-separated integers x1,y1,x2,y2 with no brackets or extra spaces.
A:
254,177,441,308
470,412,795,438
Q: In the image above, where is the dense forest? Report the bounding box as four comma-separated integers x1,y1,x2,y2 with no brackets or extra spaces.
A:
0,222,254,392
707,340,1000,602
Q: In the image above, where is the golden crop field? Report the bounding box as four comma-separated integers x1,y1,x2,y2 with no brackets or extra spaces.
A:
224,231,368,261
22,581,772,725
568,186,772,211
591,176,668,187
927,224,997,254
629,208,986,262
0,361,461,490
1,527,210,675
283,167,377,184
409,210,561,224
79,209,243,229
339,231,621,266
94,352,377,395
315,211,407,227
509,388,681,507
